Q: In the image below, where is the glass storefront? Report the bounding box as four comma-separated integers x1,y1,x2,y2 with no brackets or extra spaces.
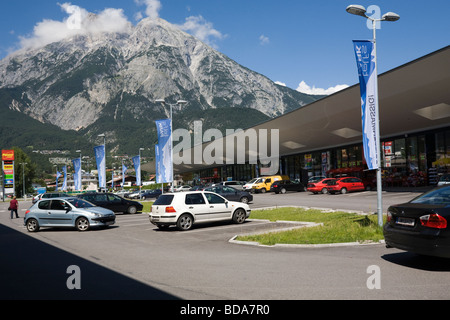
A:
189,128,450,188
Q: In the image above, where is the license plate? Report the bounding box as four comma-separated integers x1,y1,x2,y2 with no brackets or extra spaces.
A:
151,217,160,222
396,217,415,227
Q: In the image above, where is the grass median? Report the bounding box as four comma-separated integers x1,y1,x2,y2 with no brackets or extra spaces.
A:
237,207,385,246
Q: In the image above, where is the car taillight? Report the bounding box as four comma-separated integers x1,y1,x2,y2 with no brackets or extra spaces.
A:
420,213,447,229
386,211,392,222
25,210,30,215
165,206,176,213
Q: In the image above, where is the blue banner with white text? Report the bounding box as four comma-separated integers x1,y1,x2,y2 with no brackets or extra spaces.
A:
62,165,67,191
155,144,162,184
155,119,173,183
133,155,141,187
94,145,106,189
353,40,379,170
72,158,82,191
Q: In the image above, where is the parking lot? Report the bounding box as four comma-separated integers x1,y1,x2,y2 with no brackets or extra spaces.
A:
2,189,450,302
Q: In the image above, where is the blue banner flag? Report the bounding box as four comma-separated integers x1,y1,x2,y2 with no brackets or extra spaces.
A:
56,170,62,191
155,119,173,183
122,164,127,187
62,165,67,191
353,40,379,170
133,155,141,186
94,145,106,189
72,158,82,191
155,144,162,184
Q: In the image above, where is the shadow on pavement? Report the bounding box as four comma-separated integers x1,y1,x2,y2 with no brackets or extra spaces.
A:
0,224,179,300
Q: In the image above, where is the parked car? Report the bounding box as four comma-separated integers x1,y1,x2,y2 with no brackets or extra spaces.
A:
128,190,146,199
33,192,69,204
77,192,143,214
270,180,305,194
438,174,450,186
149,191,251,231
24,197,115,232
174,185,191,192
203,185,253,203
307,178,337,194
326,177,365,194
384,185,450,258
252,175,290,193
243,178,265,192
141,189,162,200
213,181,246,191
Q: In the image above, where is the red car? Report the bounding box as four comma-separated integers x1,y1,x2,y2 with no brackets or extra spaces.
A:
326,177,365,194
307,178,337,194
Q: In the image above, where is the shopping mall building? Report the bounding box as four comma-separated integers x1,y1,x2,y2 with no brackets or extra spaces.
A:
173,46,449,188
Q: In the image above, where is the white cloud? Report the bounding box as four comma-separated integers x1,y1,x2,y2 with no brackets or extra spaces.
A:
19,3,132,50
135,0,162,20
176,15,225,47
259,35,270,45
296,81,349,96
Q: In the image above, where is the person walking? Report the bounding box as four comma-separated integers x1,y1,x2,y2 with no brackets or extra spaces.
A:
9,196,19,219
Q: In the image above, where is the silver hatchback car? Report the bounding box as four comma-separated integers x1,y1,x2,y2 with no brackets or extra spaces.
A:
24,197,115,232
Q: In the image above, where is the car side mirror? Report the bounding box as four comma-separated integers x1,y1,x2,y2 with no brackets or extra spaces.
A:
64,206,71,213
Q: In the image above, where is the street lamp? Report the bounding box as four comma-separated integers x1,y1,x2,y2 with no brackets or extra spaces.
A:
20,162,27,199
155,99,188,191
346,4,400,227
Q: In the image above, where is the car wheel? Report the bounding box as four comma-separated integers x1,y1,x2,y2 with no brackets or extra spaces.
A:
177,213,193,231
76,217,90,232
26,219,39,232
127,206,137,214
260,188,266,193
340,188,348,194
321,188,328,194
280,188,287,194
233,209,246,224
240,196,249,204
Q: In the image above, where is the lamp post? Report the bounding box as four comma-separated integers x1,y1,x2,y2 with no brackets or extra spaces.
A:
20,162,27,199
346,4,400,227
139,147,144,199
155,99,188,192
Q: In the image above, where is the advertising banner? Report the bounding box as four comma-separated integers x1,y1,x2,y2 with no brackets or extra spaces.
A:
155,144,162,184
2,150,14,161
132,155,141,187
62,165,67,191
122,164,127,187
353,40,379,170
2,160,14,195
72,158,82,191
56,170,62,191
155,119,173,183
94,145,106,189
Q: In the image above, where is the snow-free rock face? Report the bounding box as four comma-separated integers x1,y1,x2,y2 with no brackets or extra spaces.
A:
0,17,318,148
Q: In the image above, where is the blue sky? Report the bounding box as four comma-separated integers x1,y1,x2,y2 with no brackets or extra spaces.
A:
1,0,448,94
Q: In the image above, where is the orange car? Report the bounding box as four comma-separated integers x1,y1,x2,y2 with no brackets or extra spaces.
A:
307,178,337,194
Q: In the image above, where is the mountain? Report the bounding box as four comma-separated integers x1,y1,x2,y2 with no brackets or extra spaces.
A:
0,17,321,158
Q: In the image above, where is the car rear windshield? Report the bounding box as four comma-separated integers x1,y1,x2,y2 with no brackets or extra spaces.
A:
153,195,174,205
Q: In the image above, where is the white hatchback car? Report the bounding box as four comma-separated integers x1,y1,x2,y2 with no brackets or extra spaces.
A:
149,191,251,231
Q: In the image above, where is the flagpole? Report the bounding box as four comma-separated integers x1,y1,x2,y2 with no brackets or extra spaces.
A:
346,4,400,227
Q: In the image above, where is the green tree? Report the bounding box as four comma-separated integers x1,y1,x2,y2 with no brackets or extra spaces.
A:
12,147,37,197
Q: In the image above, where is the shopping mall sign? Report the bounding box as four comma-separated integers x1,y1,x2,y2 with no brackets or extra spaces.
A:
2,150,15,195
